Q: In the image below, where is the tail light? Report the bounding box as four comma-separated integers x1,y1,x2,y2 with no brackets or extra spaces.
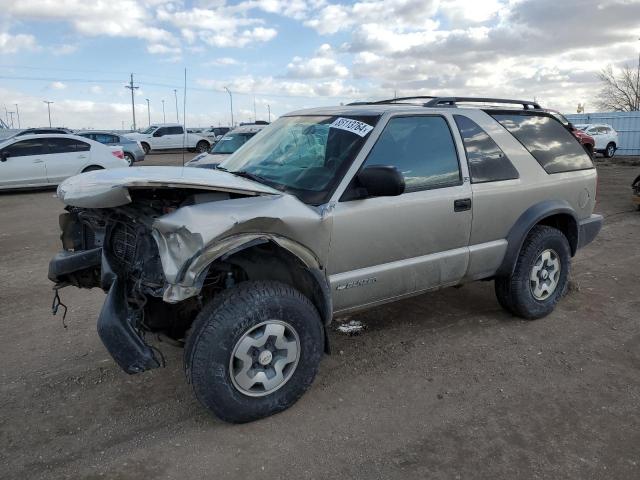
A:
111,150,124,159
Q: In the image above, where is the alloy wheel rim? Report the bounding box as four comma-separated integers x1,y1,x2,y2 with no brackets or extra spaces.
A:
229,320,300,397
529,249,561,301
608,145,614,156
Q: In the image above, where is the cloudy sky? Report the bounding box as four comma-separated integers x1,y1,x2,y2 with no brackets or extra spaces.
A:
0,0,639,129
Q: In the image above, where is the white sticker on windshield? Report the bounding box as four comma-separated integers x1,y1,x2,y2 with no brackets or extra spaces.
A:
220,137,232,141
330,117,374,137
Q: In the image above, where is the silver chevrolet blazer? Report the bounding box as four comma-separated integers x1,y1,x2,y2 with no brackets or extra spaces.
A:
49,96,602,423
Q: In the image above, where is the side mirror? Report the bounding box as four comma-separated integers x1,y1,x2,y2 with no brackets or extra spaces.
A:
0,151,8,162
566,122,574,130
353,165,405,199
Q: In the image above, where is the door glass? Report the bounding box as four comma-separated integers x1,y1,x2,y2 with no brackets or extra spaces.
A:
48,138,79,154
363,116,461,192
3,139,47,157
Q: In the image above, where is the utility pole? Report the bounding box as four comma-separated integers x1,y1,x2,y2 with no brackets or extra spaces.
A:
173,89,179,123
253,95,257,123
43,101,53,127
267,104,271,122
125,73,139,131
14,104,20,129
145,98,151,126
224,87,234,127
8,111,14,128
161,99,166,123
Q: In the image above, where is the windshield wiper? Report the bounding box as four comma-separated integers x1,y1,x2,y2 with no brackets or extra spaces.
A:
231,170,270,184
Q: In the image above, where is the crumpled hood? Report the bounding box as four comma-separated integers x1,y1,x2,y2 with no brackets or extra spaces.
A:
57,166,281,208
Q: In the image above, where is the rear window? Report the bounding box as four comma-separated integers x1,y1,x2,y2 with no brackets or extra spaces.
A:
490,113,593,174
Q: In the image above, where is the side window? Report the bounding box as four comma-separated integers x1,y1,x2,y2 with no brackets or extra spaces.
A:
48,138,79,154
47,138,90,153
154,127,169,136
363,116,460,192
491,113,594,174
453,115,519,183
94,134,117,144
171,126,184,135
2,139,46,157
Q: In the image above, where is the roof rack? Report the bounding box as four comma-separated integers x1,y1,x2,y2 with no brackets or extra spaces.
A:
347,96,437,106
423,97,541,110
347,96,541,110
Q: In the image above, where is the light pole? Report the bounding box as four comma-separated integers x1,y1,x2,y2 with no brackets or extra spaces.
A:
267,104,271,122
44,100,54,127
173,89,179,123
161,99,166,123
8,111,14,128
14,103,20,129
145,98,151,126
224,87,234,127
125,73,139,130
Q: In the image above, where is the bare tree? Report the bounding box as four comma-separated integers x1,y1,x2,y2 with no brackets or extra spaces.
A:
597,62,640,111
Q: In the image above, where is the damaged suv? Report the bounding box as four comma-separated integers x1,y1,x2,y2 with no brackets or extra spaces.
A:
49,97,602,423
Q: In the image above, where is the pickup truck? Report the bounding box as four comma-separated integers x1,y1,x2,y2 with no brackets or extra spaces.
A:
125,124,211,154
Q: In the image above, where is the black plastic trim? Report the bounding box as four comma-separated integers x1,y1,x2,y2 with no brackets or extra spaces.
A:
48,247,102,283
577,214,603,250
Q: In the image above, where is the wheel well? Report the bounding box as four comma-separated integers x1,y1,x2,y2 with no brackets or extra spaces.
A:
82,165,104,173
201,241,332,326
536,213,578,255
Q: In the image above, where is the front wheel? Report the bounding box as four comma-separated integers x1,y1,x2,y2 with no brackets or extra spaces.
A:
124,153,134,166
184,281,324,423
140,142,150,155
495,225,570,320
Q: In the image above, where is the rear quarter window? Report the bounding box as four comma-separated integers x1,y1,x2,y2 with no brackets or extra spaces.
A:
490,113,594,174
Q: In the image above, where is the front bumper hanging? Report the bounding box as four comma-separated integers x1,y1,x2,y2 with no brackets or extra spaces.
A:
97,276,160,374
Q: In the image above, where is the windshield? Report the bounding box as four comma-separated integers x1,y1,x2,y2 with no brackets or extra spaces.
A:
220,115,379,205
140,126,156,134
211,132,256,154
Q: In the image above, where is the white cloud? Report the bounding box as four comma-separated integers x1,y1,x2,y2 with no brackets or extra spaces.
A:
89,85,103,94
50,81,67,90
286,43,349,79
205,57,242,66
50,43,78,55
197,75,359,98
147,43,181,55
0,32,38,54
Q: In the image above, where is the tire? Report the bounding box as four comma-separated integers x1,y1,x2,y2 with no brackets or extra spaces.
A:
184,281,324,423
494,225,570,320
124,153,134,166
82,165,103,173
604,142,616,158
195,141,209,153
141,142,150,155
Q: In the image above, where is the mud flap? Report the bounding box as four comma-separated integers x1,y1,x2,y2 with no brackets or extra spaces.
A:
97,276,160,374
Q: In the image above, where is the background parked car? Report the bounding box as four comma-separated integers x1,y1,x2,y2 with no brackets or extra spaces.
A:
76,130,145,165
124,123,211,154
545,110,595,157
200,126,231,143
575,124,618,157
0,134,128,190
13,127,74,137
185,124,265,169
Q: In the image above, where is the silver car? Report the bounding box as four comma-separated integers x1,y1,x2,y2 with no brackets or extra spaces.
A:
48,96,602,423
185,124,266,169
76,131,146,165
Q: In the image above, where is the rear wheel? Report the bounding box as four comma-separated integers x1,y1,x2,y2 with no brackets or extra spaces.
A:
195,141,209,153
81,165,103,173
604,142,616,158
495,225,570,319
124,153,134,166
184,281,324,423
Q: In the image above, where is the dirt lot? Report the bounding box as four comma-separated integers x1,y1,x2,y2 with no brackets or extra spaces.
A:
1,154,639,479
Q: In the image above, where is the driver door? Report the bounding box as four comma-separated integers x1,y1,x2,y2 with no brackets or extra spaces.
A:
328,114,472,312
0,138,48,188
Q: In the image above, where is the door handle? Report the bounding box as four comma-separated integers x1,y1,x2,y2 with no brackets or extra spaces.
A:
79,155,87,159
454,198,472,212
33,159,44,163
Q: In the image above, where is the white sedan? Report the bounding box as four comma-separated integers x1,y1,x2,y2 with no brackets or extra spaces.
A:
0,134,129,190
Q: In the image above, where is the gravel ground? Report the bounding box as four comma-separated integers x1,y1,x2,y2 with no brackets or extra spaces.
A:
1,153,639,479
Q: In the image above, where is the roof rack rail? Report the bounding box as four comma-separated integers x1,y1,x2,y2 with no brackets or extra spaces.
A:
423,97,541,110
347,96,437,106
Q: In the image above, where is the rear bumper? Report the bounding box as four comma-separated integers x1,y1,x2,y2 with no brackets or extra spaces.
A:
577,214,603,250
126,147,146,162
